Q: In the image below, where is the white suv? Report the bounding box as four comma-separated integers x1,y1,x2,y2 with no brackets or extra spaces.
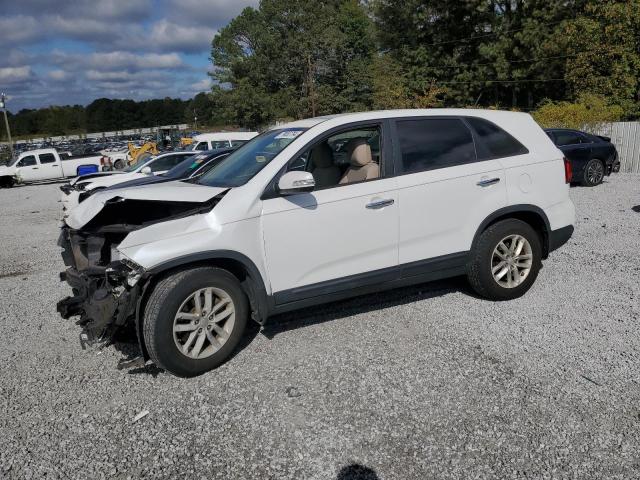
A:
57,109,575,377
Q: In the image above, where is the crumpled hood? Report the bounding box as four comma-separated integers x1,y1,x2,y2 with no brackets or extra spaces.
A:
65,180,229,230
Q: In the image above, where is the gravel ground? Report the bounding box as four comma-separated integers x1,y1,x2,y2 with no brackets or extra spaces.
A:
1,175,639,480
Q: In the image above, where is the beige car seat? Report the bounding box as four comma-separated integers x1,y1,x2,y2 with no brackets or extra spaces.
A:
339,138,379,184
310,143,341,188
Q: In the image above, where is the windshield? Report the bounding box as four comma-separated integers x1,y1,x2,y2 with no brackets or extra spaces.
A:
197,128,306,187
7,156,20,166
162,153,209,179
123,155,155,172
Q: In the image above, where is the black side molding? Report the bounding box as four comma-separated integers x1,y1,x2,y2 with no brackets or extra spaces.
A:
272,252,468,310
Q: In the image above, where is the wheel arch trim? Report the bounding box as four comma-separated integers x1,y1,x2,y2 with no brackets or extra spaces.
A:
143,250,270,324
471,205,551,258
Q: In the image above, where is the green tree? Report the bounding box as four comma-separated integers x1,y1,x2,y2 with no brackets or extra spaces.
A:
561,0,640,117
532,93,624,130
210,0,376,128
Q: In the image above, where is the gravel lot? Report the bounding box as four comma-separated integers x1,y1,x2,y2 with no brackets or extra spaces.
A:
1,175,639,479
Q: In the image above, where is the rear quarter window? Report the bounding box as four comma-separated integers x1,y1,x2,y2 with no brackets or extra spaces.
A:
466,117,528,160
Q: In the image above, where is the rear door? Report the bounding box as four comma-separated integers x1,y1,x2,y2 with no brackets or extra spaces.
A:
37,152,63,179
394,117,508,266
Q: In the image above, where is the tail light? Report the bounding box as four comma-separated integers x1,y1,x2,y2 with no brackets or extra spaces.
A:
563,157,572,184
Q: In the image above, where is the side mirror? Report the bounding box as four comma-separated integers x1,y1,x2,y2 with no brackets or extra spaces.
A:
277,171,315,196
140,166,152,175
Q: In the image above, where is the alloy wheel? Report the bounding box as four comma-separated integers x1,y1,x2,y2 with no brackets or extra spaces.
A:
491,234,533,288
172,287,236,359
587,161,604,185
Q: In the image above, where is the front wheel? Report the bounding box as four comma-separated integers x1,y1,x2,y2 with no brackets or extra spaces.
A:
143,267,248,377
582,158,604,186
467,219,542,301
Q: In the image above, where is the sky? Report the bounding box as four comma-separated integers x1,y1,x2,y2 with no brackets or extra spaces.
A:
0,0,259,112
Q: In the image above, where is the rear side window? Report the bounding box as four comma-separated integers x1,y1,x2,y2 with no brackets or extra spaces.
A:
396,118,476,174
553,131,583,146
150,154,192,172
39,153,57,164
466,117,528,160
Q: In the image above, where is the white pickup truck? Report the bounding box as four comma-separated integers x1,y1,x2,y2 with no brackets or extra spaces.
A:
0,148,104,187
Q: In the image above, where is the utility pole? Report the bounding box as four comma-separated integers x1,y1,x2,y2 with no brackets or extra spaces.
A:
193,108,198,131
0,93,14,160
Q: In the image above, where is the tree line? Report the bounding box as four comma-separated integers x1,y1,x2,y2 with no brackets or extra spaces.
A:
209,0,639,128
2,0,638,139
3,97,192,139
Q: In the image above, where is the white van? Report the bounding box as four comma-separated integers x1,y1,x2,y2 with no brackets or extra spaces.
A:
58,109,575,377
189,132,258,151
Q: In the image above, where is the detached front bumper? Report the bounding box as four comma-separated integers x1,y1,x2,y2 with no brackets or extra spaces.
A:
57,227,142,345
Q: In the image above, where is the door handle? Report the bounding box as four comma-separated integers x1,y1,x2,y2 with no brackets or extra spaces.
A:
366,199,394,209
477,177,500,187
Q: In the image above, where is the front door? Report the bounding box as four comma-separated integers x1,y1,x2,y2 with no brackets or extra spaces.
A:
15,155,42,182
262,124,399,302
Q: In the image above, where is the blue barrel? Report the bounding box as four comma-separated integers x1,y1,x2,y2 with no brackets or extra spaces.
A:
77,164,100,176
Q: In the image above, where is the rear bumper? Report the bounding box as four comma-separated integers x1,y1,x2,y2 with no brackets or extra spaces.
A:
548,225,574,253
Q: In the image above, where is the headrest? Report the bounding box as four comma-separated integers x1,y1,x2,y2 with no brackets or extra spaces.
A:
310,143,334,168
345,138,372,167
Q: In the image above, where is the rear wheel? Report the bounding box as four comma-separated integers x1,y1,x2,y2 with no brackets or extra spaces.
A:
582,158,604,186
467,219,542,300
113,159,124,170
143,267,248,377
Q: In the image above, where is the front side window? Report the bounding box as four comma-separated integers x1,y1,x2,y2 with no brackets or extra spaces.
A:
286,126,381,189
17,155,37,167
39,153,57,164
198,128,306,188
397,118,476,174
466,117,528,159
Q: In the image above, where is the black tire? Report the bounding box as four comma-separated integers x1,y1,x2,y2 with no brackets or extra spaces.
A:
582,158,605,187
143,267,248,377
113,159,124,170
467,219,542,301
0,177,13,188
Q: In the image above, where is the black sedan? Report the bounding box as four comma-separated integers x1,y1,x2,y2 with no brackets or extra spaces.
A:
545,128,620,187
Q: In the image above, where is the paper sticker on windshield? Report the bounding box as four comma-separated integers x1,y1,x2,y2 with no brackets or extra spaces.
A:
255,155,267,163
275,130,303,140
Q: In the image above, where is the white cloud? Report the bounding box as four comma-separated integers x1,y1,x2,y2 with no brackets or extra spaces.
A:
0,16,41,45
48,70,69,81
0,66,33,83
88,52,184,70
148,20,216,53
190,78,212,92
166,0,259,27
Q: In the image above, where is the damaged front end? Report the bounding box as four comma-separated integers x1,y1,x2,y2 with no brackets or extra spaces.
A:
56,190,227,349
57,226,143,346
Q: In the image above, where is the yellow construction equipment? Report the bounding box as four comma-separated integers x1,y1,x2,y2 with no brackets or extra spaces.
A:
127,142,159,166
180,137,194,148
